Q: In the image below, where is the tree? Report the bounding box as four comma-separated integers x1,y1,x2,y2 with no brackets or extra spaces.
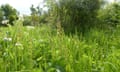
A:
23,15,32,26
0,8,3,23
24,4,49,26
47,0,101,34
1,4,18,25
98,3,120,29
29,5,40,26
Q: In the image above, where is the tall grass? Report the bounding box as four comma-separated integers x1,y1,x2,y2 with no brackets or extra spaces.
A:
0,21,120,72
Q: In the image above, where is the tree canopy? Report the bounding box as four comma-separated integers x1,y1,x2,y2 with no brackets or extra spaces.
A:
0,4,18,26
98,3,120,28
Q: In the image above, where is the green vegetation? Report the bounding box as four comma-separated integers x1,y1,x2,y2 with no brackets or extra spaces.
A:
0,0,120,72
0,4,18,26
98,3,120,28
0,21,120,72
47,0,101,34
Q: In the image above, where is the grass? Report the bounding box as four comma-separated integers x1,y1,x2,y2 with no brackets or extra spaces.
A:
0,21,120,72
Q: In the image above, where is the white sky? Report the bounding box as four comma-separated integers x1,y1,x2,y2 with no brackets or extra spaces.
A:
109,0,115,3
0,0,44,15
0,0,118,15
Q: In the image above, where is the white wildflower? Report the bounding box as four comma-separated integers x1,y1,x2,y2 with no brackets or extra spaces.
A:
15,42,22,46
56,68,61,72
26,26,35,30
3,37,12,41
3,52,7,56
15,42,24,50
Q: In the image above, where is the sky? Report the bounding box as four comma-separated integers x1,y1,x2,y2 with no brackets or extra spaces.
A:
0,0,118,15
0,0,45,15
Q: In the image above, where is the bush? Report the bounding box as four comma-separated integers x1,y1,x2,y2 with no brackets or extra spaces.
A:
48,0,101,34
98,3,120,29
23,16,31,26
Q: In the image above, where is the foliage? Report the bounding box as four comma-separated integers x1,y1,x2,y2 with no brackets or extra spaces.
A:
23,15,32,26
98,3,120,29
0,8,3,21
47,0,101,34
23,14,49,26
0,4,18,25
0,21,120,71
23,5,49,26
0,1,120,72
30,5,40,26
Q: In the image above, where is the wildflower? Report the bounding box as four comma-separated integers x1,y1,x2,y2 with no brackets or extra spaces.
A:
26,26,35,30
56,68,61,72
15,42,22,46
3,37,12,41
15,42,24,50
3,52,8,57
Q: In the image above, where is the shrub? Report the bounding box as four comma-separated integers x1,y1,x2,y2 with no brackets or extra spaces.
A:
98,3,120,29
48,0,101,34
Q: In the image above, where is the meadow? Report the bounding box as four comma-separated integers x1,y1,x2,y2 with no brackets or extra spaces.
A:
0,21,120,72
